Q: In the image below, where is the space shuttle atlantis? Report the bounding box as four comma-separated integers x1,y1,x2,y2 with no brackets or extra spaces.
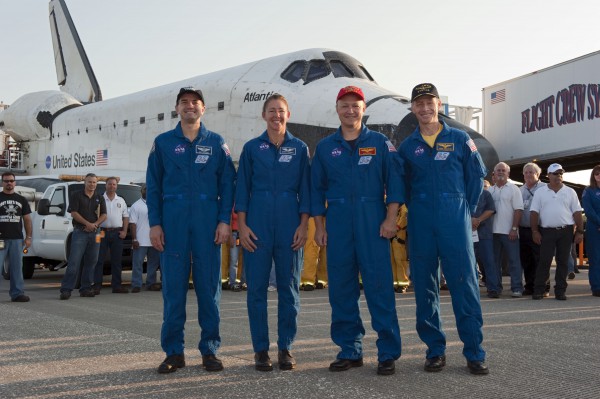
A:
0,0,498,183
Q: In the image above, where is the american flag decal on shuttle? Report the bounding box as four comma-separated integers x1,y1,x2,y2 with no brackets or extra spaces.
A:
96,149,108,165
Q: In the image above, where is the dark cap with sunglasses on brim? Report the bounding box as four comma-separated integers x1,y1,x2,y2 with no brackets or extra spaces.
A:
176,87,204,104
547,163,564,174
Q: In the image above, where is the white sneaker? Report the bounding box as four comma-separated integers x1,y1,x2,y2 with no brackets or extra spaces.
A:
511,291,523,298
267,285,276,292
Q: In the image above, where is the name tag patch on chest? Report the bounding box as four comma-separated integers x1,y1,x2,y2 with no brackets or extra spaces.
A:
434,152,449,160
359,147,376,156
436,143,454,152
279,155,293,163
195,155,210,164
358,156,372,165
196,145,212,155
280,147,296,156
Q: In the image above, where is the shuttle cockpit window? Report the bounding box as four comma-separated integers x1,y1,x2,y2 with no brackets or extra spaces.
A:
305,60,330,84
281,56,375,84
358,65,375,82
281,61,306,83
330,60,354,78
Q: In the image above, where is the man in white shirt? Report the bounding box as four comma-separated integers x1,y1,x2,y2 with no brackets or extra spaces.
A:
93,177,129,294
488,162,524,297
530,163,584,300
519,163,548,296
129,185,161,293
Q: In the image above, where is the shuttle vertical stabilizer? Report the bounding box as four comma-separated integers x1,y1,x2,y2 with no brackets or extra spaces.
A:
49,0,102,103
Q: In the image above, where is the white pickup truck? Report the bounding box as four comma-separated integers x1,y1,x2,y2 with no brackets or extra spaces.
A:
5,178,141,279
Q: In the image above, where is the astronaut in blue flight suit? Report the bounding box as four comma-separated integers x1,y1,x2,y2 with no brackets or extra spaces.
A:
236,94,310,372
398,83,489,375
311,86,402,376
147,87,235,374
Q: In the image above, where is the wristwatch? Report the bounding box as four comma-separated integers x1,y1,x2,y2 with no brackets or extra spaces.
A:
511,227,517,231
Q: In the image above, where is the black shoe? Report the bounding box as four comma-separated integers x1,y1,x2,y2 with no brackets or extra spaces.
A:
467,360,489,375
278,350,296,370
329,358,363,372
303,283,315,291
424,355,446,372
59,291,71,300
80,290,95,297
532,294,543,300
131,287,141,293
229,283,242,292
316,281,326,289
202,354,224,372
254,351,273,371
395,285,408,294
593,291,600,297
112,287,129,293
158,354,185,374
93,287,101,295
11,294,30,302
487,291,499,299
377,359,395,375
568,272,575,280
574,267,580,274
148,283,162,291
555,293,567,300
522,289,533,296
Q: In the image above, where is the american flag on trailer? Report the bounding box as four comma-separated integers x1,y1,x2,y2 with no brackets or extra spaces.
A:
96,149,108,166
491,89,505,104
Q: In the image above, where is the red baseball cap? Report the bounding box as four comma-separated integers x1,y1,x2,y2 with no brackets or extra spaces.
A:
336,86,365,102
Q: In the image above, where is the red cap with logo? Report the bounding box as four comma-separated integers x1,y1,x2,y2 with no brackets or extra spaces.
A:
336,86,365,102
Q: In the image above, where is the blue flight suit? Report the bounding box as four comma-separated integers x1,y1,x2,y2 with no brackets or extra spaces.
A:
582,186,600,293
311,125,402,362
146,122,235,357
235,131,310,353
398,121,487,362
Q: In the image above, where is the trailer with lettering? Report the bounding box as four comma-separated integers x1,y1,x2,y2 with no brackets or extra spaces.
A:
482,51,600,171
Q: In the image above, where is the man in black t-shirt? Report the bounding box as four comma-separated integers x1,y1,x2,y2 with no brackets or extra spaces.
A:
0,172,33,302
59,173,107,299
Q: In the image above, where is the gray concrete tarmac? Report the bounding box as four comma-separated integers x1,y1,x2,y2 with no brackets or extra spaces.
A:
1,267,599,398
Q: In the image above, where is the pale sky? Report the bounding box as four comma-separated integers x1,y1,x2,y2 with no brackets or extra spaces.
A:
1,0,597,184
2,0,599,109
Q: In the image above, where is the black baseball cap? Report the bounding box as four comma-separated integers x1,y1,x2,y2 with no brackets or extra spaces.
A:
411,83,439,102
176,87,204,104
